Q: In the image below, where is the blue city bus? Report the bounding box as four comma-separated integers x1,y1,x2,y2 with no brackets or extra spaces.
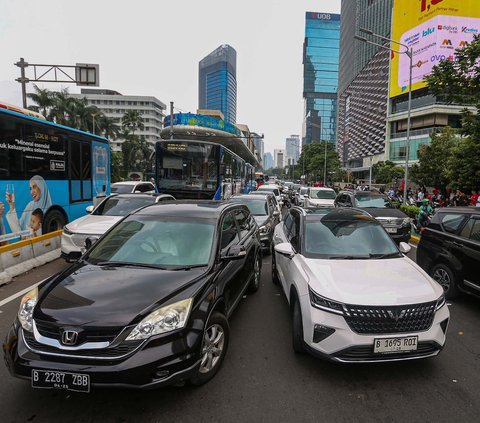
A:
155,139,255,200
0,105,110,244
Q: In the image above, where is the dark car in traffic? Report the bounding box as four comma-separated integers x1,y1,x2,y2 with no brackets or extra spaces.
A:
417,207,480,299
228,193,281,254
4,201,262,391
334,190,411,243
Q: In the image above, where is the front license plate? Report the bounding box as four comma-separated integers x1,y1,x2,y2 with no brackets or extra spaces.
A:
32,370,90,393
385,227,397,233
374,336,418,353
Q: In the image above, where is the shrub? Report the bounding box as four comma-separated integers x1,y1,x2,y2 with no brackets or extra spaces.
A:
400,205,420,219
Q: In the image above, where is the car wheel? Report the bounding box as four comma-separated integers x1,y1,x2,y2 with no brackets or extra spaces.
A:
248,254,261,293
431,263,459,299
43,209,67,233
272,252,280,285
190,312,229,386
292,299,304,354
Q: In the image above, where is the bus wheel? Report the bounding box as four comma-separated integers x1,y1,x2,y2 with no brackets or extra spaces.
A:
43,210,67,233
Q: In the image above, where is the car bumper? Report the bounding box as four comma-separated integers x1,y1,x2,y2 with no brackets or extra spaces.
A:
3,322,203,390
61,232,99,261
298,294,449,363
259,233,272,251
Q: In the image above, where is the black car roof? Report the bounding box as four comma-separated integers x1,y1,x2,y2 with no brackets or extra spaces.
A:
304,207,376,223
135,200,246,218
435,207,480,214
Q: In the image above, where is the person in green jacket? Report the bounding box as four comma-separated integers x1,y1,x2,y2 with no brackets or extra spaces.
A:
418,198,433,228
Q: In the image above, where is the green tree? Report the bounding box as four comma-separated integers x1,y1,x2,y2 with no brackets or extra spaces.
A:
110,151,124,183
372,161,404,185
121,134,152,175
122,110,144,136
27,84,54,116
98,115,120,140
298,141,341,184
447,137,480,191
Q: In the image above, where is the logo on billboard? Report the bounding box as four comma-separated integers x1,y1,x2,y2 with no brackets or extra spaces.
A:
438,25,458,33
415,59,428,68
441,39,454,49
458,41,469,47
420,0,444,13
422,27,435,37
316,13,331,20
461,27,479,33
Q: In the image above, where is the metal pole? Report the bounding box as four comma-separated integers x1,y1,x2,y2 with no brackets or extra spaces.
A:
323,141,327,186
15,58,29,108
369,156,373,188
403,49,413,206
92,114,96,135
169,101,174,140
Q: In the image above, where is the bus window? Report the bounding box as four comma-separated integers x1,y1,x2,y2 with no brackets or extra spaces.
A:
69,140,92,202
0,119,24,179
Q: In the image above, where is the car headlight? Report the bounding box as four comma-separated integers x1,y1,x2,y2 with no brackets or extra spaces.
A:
435,294,446,311
18,287,38,332
126,298,193,340
309,287,346,315
63,226,73,235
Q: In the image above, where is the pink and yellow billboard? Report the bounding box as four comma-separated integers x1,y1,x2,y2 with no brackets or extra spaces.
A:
390,0,480,98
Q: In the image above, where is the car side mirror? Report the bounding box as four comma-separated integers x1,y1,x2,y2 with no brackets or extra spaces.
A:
304,194,309,198
221,245,247,260
399,242,411,254
274,242,295,259
85,236,100,250
86,205,94,214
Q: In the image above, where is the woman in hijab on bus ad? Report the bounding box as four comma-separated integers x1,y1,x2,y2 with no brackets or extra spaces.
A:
1,175,52,240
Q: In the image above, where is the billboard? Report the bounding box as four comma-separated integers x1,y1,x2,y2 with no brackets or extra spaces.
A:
390,0,480,98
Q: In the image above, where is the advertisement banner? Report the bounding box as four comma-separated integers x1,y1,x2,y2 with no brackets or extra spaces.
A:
390,0,480,98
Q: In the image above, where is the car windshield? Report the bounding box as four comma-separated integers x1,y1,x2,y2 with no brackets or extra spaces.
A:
111,184,133,193
258,187,280,196
87,216,215,267
304,218,399,259
310,189,336,199
229,198,268,216
355,195,391,208
300,188,308,195
93,197,155,216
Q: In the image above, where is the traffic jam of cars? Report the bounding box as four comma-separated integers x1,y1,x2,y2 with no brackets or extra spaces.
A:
4,179,479,393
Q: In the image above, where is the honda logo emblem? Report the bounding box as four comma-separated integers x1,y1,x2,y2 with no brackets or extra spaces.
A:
61,330,79,346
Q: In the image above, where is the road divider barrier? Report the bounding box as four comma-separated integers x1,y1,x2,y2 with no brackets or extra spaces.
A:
0,231,62,285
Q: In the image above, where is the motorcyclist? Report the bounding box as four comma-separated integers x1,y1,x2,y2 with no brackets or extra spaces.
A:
418,198,433,228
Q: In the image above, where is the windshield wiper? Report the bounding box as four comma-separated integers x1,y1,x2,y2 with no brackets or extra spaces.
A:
327,255,370,260
95,261,168,270
368,252,402,259
169,264,208,271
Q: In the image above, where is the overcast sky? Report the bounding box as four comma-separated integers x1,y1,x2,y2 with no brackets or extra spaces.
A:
0,0,341,154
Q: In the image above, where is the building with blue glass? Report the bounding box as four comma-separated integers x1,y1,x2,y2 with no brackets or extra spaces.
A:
303,12,340,145
199,44,237,124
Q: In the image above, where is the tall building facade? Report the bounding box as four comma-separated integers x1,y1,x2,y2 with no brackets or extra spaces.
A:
274,149,285,169
69,89,166,152
285,135,300,165
263,152,273,171
198,44,237,124
336,0,393,177
303,12,340,146
252,132,264,169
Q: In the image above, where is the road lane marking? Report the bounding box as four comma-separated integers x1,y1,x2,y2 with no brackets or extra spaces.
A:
0,282,40,308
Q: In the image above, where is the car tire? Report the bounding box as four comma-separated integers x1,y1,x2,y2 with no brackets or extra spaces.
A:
272,252,280,285
43,209,67,234
190,312,229,386
431,263,459,299
247,254,261,293
292,299,304,354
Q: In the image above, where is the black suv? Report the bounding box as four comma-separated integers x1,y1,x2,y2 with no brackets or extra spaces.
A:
5,201,262,391
417,207,480,299
334,190,411,243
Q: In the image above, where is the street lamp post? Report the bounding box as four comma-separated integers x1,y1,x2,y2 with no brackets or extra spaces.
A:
354,28,413,205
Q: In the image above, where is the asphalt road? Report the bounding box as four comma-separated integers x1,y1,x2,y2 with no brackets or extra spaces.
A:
1,251,479,423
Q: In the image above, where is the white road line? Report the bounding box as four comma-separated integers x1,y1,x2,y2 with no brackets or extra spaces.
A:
0,282,40,308
409,243,417,249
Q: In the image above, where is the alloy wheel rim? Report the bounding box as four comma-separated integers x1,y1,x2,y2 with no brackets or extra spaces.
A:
433,268,450,292
199,323,225,374
253,257,260,288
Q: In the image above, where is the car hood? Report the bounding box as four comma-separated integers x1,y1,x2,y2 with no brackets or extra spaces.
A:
34,263,207,327
66,215,123,235
308,198,335,206
360,208,407,218
302,256,443,305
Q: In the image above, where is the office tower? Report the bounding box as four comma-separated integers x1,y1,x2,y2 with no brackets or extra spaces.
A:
263,152,273,171
303,12,340,145
285,135,300,165
274,149,285,169
198,44,237,124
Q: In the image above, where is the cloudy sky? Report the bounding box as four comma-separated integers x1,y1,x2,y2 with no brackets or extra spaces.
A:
0,0,341,154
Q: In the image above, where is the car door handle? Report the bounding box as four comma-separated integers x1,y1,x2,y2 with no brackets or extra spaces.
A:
452,241,464,248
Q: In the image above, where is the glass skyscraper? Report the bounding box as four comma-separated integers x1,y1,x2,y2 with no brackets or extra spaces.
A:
198,44,237,124
303,12,340,145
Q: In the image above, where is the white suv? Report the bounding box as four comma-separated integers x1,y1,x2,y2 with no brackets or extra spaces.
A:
272,207,449,362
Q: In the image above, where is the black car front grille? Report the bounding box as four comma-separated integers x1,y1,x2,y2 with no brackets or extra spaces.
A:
23,331,143,359
35,320,122,343
334,342,442,362
343,301,437,335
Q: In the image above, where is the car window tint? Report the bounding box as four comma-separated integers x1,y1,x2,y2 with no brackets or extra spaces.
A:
440,213,468,234
221,213,239,250
234,209,250,239
284,213,294,235
288,211,301,251
470,219,480,242
460,218,474,238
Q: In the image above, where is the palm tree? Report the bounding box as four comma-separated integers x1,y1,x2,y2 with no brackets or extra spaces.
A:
122,110,144,136
98,115,120,140
27,84,54,117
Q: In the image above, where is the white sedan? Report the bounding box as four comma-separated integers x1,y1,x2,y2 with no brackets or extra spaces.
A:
272,207,449,362
61,193,174,261
304,187,336,208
